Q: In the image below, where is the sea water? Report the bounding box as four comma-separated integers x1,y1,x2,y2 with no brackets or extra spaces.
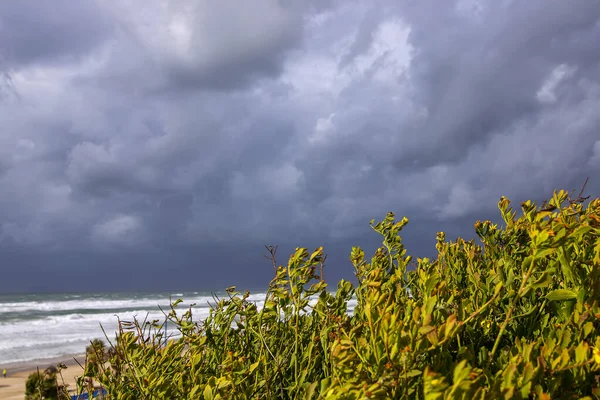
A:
0,291,252,365
0,291,358,365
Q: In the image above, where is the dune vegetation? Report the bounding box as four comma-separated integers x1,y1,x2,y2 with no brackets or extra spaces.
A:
33,188,600,399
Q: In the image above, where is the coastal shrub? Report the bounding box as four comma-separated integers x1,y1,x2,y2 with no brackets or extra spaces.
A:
86,338,110,368
25,366,67,400
76,188,600,399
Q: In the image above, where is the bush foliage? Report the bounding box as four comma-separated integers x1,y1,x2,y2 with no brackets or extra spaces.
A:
74,189,600,399
25,366,67,400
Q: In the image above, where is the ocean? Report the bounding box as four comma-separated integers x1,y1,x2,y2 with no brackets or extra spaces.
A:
0,291,259,366
0,291,358,366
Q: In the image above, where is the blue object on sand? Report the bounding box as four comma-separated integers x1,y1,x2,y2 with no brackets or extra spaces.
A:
70,388,107,400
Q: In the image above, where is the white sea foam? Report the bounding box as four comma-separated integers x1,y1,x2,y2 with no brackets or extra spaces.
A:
0,297,214,314
0,293,220,365
0,291,355,365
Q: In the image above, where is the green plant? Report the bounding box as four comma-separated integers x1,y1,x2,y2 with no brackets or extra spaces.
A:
25,365,70,400
86,338,109,370
78,188,600,399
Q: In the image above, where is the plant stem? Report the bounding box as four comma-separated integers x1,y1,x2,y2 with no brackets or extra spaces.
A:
490,257,536,358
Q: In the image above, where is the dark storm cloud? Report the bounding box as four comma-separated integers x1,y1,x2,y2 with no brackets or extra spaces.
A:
0,0,599,292
392,0,600,167
0,0,114,68
84,0,314,93
290,0,600,228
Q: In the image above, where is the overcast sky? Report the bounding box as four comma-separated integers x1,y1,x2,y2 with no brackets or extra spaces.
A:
1,0,599,293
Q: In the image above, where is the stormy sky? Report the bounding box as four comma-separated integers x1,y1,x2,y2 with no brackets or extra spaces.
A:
1,0,599,293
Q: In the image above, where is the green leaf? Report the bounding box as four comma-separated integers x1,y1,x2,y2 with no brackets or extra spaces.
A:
575,342,589,364
573,225,592,237
522,255,534,271
452,360,470,384
584,321,594,338
304,381,318,400
529,271,552,289
203,384,213,400
405,370,422,378
424,272,440,295
534,248,555,260
425,296,437,315
494,281,503,296
320,378,331,394
419,325,436,335
248,361,260,374
172,298,184,307
546,289,577,301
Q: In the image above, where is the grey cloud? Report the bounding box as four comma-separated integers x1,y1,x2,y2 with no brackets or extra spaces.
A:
391,0,600,167
291,0,600,221
338,4,384,70
0,0,599,292
0,0,114,68
86,0,319,94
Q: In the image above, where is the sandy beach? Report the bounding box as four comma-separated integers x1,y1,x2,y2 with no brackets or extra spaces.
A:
0,354,90,400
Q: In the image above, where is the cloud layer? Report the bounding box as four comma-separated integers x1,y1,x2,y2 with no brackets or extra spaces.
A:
1,0,599,291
